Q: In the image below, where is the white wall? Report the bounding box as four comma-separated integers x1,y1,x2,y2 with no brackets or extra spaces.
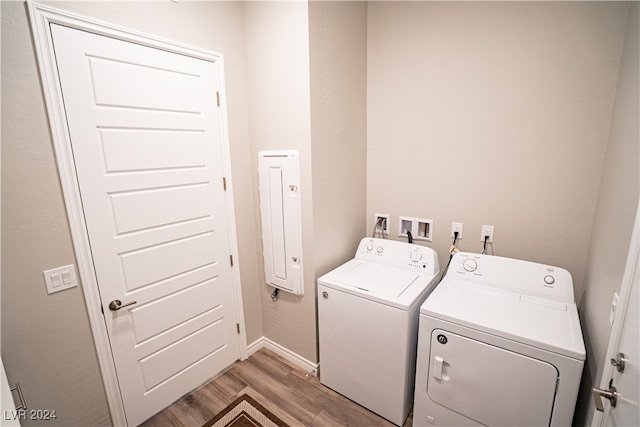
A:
242,1,317,363
309,1,368,278
366,2,630,301
242,0,367,365
576,3,639,424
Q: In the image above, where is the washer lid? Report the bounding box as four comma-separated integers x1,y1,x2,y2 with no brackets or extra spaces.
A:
335,263,419,298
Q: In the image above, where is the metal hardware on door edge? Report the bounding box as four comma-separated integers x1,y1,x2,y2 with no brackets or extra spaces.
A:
610,352,626,373
108,299,137,311
10,382,27,410
322,291,329,299
592,379,618,411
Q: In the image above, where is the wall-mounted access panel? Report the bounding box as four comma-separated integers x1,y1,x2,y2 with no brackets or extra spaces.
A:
258,150,304,295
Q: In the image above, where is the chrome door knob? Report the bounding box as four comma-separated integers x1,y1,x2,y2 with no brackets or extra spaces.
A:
610,352,626,373
592,379,618,411
108,299,137,311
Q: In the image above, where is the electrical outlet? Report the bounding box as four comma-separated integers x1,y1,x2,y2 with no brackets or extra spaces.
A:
451,222,463,239
374,213,390,235
481,225,494,243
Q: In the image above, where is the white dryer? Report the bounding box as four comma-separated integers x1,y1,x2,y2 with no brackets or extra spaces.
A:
318,238,440,426
413,252,585,427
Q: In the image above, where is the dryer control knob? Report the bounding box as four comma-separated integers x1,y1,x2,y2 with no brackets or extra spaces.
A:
544,275,555,285
463,259,478,272
410,251,423,262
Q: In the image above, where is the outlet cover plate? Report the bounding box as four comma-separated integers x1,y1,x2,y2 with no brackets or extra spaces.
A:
451,222,463,239
481,225,494,243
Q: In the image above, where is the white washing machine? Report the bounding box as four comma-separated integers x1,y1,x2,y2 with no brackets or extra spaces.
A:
318,237,440,426
413,252,586,427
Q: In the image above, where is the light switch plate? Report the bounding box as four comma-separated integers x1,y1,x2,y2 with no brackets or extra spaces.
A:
43,264,78,294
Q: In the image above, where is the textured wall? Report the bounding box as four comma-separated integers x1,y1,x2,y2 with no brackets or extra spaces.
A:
309,1,368,279
1,3,112,425
366,2,630,300
576,3,639,425
242,1,317,363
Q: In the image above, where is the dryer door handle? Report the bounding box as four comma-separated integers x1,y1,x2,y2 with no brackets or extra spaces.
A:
433,356,444,381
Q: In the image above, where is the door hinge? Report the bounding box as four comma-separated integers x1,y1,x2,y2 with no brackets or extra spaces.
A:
223,177,227,190
216,91,220,107
236,323,240,334
230,254,234,266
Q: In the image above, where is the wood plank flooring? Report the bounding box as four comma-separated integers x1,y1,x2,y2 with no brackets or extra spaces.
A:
140,347,412,427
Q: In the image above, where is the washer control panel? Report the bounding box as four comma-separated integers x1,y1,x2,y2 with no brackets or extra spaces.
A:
357,238,438,274
448,252,575,303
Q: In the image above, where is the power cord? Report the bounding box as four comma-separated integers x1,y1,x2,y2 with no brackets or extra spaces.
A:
440,231,459,280
407,230,413,244
481,235,489,254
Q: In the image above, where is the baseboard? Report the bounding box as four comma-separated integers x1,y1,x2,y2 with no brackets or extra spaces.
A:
247,337,318,375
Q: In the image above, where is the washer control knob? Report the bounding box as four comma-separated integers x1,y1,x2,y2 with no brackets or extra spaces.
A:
410,251,423,262
376,246,383,254
463,259,478,272
366,244,374,252
544,275,555,285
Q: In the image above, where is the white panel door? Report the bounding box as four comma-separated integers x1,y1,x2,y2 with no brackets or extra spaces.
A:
427,329,559,426
603,257,640,426
595,203,639,426
50,24,240,426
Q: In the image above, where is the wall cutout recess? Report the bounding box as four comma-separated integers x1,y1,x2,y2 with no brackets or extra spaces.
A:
373,213,390,236
398,217,433,242
399,216,413,237
258,150,303,296
416,218,433,241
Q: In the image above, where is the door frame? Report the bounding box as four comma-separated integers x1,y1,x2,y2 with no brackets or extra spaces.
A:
27,2,248,424
591,200,640,425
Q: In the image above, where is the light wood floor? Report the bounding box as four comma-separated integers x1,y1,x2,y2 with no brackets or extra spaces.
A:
141,347,412,427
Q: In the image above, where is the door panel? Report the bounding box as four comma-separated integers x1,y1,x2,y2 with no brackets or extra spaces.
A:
100,128,206,172
600,244,639,426
50,23,239,425
120,232,218,290
131,278,221,342
88,52,202,113
110,184,211,234
428,329,558,426
139,321,226,391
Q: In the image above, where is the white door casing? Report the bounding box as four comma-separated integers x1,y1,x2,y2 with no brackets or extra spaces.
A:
28,3,247,426
593,201,640,426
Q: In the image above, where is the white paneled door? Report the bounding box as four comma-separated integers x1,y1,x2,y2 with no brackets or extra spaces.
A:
49,24,241,425
593,203,639,427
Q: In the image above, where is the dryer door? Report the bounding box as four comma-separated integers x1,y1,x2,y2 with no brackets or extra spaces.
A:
428,329,558,426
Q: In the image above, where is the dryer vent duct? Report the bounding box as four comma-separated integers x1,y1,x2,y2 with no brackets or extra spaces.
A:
258,150,303,296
